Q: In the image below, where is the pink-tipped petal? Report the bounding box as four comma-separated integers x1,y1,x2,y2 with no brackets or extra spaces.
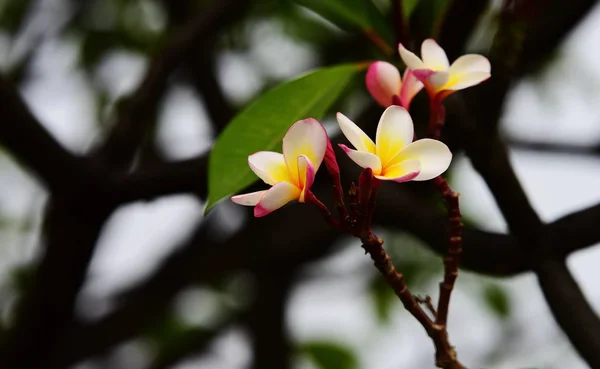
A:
297,155,315,202
446,72,491,91
393,139,452,181
282,118,328,186
254,181,301,217
375,106,414,166
231,190,267,206
248,151,290,185
336,112,376,154
399,69,424,108
399,43,425,70
339,144,382,175
366,61,402,107
377,159,421,182
421,39,449,71
448,54,491,75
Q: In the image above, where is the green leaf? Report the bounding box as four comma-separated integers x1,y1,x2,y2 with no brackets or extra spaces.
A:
206,64,360,212
403,0,421,18
300,341,357,369
482,284,511,319
294,0,394,46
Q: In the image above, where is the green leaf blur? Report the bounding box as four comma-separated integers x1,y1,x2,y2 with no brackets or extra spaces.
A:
206,64,359,212
301,341,358,369
294,0,394,46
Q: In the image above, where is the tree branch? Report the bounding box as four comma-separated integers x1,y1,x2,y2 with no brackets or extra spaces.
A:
97,0,242,168
0,73,85,193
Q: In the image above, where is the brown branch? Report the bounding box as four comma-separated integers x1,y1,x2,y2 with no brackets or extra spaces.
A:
115,155,209,202
535,259,600,366
96,0,242,168
0,73,86,193
437,0,489,61
361,233,464,369
432,176,462,327
163,0,245,134
246,268,295,369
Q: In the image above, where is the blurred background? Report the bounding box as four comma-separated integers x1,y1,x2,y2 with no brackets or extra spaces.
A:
0,0,600,368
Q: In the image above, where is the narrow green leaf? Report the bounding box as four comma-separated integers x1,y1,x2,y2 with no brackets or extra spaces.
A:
300,341,357,369
206,64,360,212
294,0,394,46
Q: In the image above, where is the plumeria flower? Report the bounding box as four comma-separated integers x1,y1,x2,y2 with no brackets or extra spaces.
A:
337,106,452,182
399,39,491,101
231,118,327,217
366,61,423,109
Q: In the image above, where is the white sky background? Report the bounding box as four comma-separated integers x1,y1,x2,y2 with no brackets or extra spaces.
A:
0,1,600,368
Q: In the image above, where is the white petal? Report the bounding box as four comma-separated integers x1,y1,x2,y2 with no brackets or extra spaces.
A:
366,61,402,107
399,43,425,70
429,71,449,91
375,106,414,166
339,144,382,175
446,72,491,91
399,69,424,108
336,112,376,153
393,139,452,181
449,54,491,75
421,39,449,71
377,159,421,183
248,151,290,185
254,181,301,217
283,118,328,186
231,190,267,206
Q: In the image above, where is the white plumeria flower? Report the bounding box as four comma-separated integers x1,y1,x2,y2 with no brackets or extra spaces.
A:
365,61,423,109
231,118,327,217
337,106,452,182
399,39,491,98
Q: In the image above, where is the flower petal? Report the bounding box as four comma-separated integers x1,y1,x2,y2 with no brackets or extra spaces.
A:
376,159,420,183
421,39,449,71
445,72,491,91
429,71,449,91
254,181,301,217
375,106,414,166
392,138,452,181
283,118,328,186
336,112,376,153
231,190,267,206
448,54,491,75
248,151,290,185
399,43,425,70
366,61,401,107
339,144,382,175
398,69,424,108
297,155,315,202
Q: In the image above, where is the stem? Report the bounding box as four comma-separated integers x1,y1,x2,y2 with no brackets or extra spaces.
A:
361,232,465,369
428,98,446,139
305,191,341,229
433,176,463,327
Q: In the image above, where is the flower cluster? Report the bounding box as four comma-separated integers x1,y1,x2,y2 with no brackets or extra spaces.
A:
232,40,490,217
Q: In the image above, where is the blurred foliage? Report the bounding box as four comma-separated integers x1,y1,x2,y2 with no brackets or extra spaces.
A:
482,283,512,319
294,0,394,46
299,341,358,369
